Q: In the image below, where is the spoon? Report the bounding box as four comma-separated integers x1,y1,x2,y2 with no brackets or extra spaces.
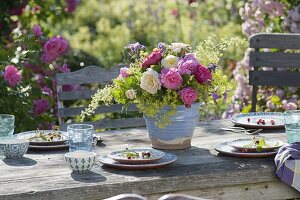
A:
221,127,263,135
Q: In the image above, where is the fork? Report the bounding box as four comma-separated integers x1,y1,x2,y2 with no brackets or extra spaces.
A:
221,127,263,135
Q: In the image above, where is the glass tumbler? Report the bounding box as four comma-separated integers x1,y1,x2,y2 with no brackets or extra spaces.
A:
0,114,15,140
67,124,94,152
284,110,300,144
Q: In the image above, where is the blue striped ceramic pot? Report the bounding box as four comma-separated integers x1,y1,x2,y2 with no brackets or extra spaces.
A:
143,103,200,150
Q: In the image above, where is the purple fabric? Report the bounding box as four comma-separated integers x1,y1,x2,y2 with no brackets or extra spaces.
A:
274,142,300,191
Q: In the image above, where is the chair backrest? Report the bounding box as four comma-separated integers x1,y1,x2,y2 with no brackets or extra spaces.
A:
55,65,145,131
249,33,300,111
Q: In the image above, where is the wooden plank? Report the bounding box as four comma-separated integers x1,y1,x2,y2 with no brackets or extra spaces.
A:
61,117,146,130
56,65,122,85
250,33,300,49
249,71,300,87
58,89,97,100
58,104,139,117
249,51,300,68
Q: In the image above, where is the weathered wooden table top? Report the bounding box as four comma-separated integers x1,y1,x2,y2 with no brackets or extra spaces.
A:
0,119,299,200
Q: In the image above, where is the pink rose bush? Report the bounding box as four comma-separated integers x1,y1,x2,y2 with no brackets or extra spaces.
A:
83,41,232,127
2,65,21,87
33,25,43,37
33,99,50,117
41,36,69,63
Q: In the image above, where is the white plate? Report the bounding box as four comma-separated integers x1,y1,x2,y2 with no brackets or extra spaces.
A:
228,138,284,152
108,148,165,164
231,112,284,129
99,153,177,170
15,130,68,145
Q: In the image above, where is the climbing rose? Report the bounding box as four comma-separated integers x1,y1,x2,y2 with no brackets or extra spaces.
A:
3,65,21,87
33,99,50,116
33,25,43,37
65,0,80,13
41,36,69,63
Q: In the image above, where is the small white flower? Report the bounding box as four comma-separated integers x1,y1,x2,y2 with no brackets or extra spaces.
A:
126,89,136,100
170,42,189,53
140,68,161,94
161,55,179,69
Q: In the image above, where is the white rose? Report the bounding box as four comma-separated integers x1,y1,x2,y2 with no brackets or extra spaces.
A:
140,68,161,94
170,42,189,53
161,55,179,69
126,89,136,100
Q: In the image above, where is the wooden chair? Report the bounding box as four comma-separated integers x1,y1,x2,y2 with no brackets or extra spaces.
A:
55,65,145,131
249,33,300,112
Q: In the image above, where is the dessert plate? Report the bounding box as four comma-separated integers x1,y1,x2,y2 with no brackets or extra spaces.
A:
16,130,68,146
108,148,165,164
231,112,284,129
213,142,278,158
228,138,284,152
99,153,177,170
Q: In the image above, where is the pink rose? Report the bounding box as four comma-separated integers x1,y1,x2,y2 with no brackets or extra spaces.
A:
161,68,183,90
120,67,130,78
65,0,80,13
179,87,198,108
3,65,21,87
142,49,162,68
178,54,199,75
41,36,69,63
194,65,212,84
33,98,50,116
33,24,43,37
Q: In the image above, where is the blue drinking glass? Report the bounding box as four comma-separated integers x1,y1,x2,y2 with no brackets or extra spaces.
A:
0,114,15,140
284,110,300,144
67,124,94,152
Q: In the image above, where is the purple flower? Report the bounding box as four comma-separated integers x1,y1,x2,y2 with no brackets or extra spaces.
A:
212,92,219,100
65,0,80,13
42,87,53,97
120,67,130,78
223,90,230,101
33,25,43,37
179,87,198,108
207,63,218,72
58,64,71,73
124,42,145,54
33,98,50,116
177,54,199,75
161,68,183,90
41,36,69,63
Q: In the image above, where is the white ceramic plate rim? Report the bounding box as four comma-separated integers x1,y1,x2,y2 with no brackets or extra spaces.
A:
16,130,68,143
228,138,284,150
108,148,165,161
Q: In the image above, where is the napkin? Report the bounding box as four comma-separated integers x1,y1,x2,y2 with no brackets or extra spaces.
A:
274,142,300,192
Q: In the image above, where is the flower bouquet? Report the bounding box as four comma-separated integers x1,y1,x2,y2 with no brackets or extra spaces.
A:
82,37,244,149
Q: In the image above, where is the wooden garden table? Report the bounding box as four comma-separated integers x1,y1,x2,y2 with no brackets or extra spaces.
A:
0,119,299,200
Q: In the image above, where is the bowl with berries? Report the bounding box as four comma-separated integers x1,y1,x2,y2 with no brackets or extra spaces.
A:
108,148,165,164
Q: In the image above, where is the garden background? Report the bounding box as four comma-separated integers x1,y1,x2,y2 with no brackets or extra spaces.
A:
1,0,300,132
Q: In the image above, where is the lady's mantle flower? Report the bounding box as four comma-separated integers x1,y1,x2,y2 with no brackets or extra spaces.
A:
140,68,161,94
41,36,69,63
2,65,21,87
126,89,137,100
161,68,182,90
179,87,198,108
161,55,179,69
142,49,162,68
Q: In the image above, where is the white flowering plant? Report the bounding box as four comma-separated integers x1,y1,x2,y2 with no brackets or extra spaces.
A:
81,37,245,127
